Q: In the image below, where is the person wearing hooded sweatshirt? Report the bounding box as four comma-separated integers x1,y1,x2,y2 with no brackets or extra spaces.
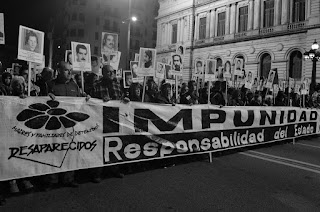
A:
0,72,12,95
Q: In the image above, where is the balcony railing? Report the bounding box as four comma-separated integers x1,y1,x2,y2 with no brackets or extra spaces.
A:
259,27,274,34
287,21,306,30
234,32,247,39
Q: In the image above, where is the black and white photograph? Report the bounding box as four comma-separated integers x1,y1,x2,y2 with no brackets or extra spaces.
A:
165,64,174,81
224,61,232,79
138,47,156,76
0,13,4,45
101,32,118,53
171,53,182,74
156,62,165,79
205,59,217,81
109,51,121,70
194,59,204,76
176,45,185,56
234,58,243,77
18,25,44,64
65,50,73,66
71,41,91,71
245,71,253,89
265,69,276,88
123,70,133,88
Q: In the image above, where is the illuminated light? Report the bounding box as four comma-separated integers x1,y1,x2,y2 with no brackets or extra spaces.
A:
131,16,137,22
312,40,319,50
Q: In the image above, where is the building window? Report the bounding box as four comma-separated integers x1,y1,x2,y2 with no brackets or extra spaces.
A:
216,58,222,69
217,12,226,36
144,41,147,47
264,0,274,28
113,21,118,32
171,23,177,44
96,17,100,25
94,46,98,55
260,53,271,79
293,0,305,22
80,0,86,6
239,6,248,32
153,31,157,40
134,40,140,50
103,20,110,30
79,13,85,22
289,51,302,80
72,0,78,5
199,17,207,40
78,29,84,37
70,29,76,37
72,13,77,21
95,32,99,40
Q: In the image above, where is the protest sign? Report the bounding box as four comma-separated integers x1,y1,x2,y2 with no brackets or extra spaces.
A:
138,48,156,76
205,59,217,81
101,32,118,53
265,70,276,89
234,58,244,77
0,96,319,181
71,41,91,72
18,25,44,64
0,13,4,44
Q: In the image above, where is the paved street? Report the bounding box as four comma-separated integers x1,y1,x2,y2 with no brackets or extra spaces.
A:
1,136,320,211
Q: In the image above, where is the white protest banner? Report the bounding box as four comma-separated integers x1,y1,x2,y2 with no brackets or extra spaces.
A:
0,13,4,45
1,96,319,181
18,25,44,64
71,41,91,72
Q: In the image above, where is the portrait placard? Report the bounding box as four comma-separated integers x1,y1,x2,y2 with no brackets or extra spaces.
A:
156,62,165,79
65,50,73,66
224,61,232,79
0,13,5,45
134,53,140,62
18,25,44,64
101,32,118,53
171,53,183,75
109,51,121,70
265,70,276,89
123,70,133,89
205,59,217,81
165,64,174,81
71,41,91,72
194,59,204,77
244,71,253,89
138,48,156,76
234,58,244,76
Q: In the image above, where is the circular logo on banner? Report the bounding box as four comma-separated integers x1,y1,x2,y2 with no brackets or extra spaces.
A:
16,100,89,130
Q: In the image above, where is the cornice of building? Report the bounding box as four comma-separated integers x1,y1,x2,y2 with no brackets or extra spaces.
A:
156,6,193,20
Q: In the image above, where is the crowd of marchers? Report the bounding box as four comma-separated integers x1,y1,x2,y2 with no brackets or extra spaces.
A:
0,58,320,206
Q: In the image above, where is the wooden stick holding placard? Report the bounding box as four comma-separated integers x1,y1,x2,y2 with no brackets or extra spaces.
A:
142,76,147,102
175,76,178,102
27,62,32,96
207,81,211,104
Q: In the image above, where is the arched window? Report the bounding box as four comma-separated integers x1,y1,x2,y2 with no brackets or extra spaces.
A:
289,51,302,80
260,53,271,79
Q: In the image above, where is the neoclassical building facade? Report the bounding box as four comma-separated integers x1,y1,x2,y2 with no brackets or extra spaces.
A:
156,0,320,83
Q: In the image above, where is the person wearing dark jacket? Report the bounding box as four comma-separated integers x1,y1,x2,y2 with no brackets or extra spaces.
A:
0,72,12,95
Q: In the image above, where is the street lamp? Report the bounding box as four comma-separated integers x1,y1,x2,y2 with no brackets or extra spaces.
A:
304,40,320,94
124,0,138,69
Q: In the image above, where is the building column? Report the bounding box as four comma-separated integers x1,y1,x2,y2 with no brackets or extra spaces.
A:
253,0,261,29
260,0,264,27
194,14,199,40
180,17,184,42
230,3,236,34
248,0,254,30
177,19,181,42
206,12,210,38
274,0,281,26
281,0,289,24
225,5,230,35
210,9,216,37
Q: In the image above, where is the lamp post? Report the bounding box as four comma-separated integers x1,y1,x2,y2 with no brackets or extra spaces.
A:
125,0,137,70
304,40,320,94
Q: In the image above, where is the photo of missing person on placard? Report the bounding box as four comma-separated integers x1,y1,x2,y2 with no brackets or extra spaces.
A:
224,61,232,79
123,70,133,88
195,59,204,76
109,51,121,70
130,61,139,78
101,32,118,53
234,58,244,77
265,70,275,88
18,25,45,64
0,13,4,44
245,71,253,89
138,48,156,76
171,54,182,73
65,50,73,66
71,41,91,71
176,45,185,56
205,59,217,81
165,64,174,80
156,62,165,79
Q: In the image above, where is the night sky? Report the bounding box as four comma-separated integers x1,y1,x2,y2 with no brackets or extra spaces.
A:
0,0,63,68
